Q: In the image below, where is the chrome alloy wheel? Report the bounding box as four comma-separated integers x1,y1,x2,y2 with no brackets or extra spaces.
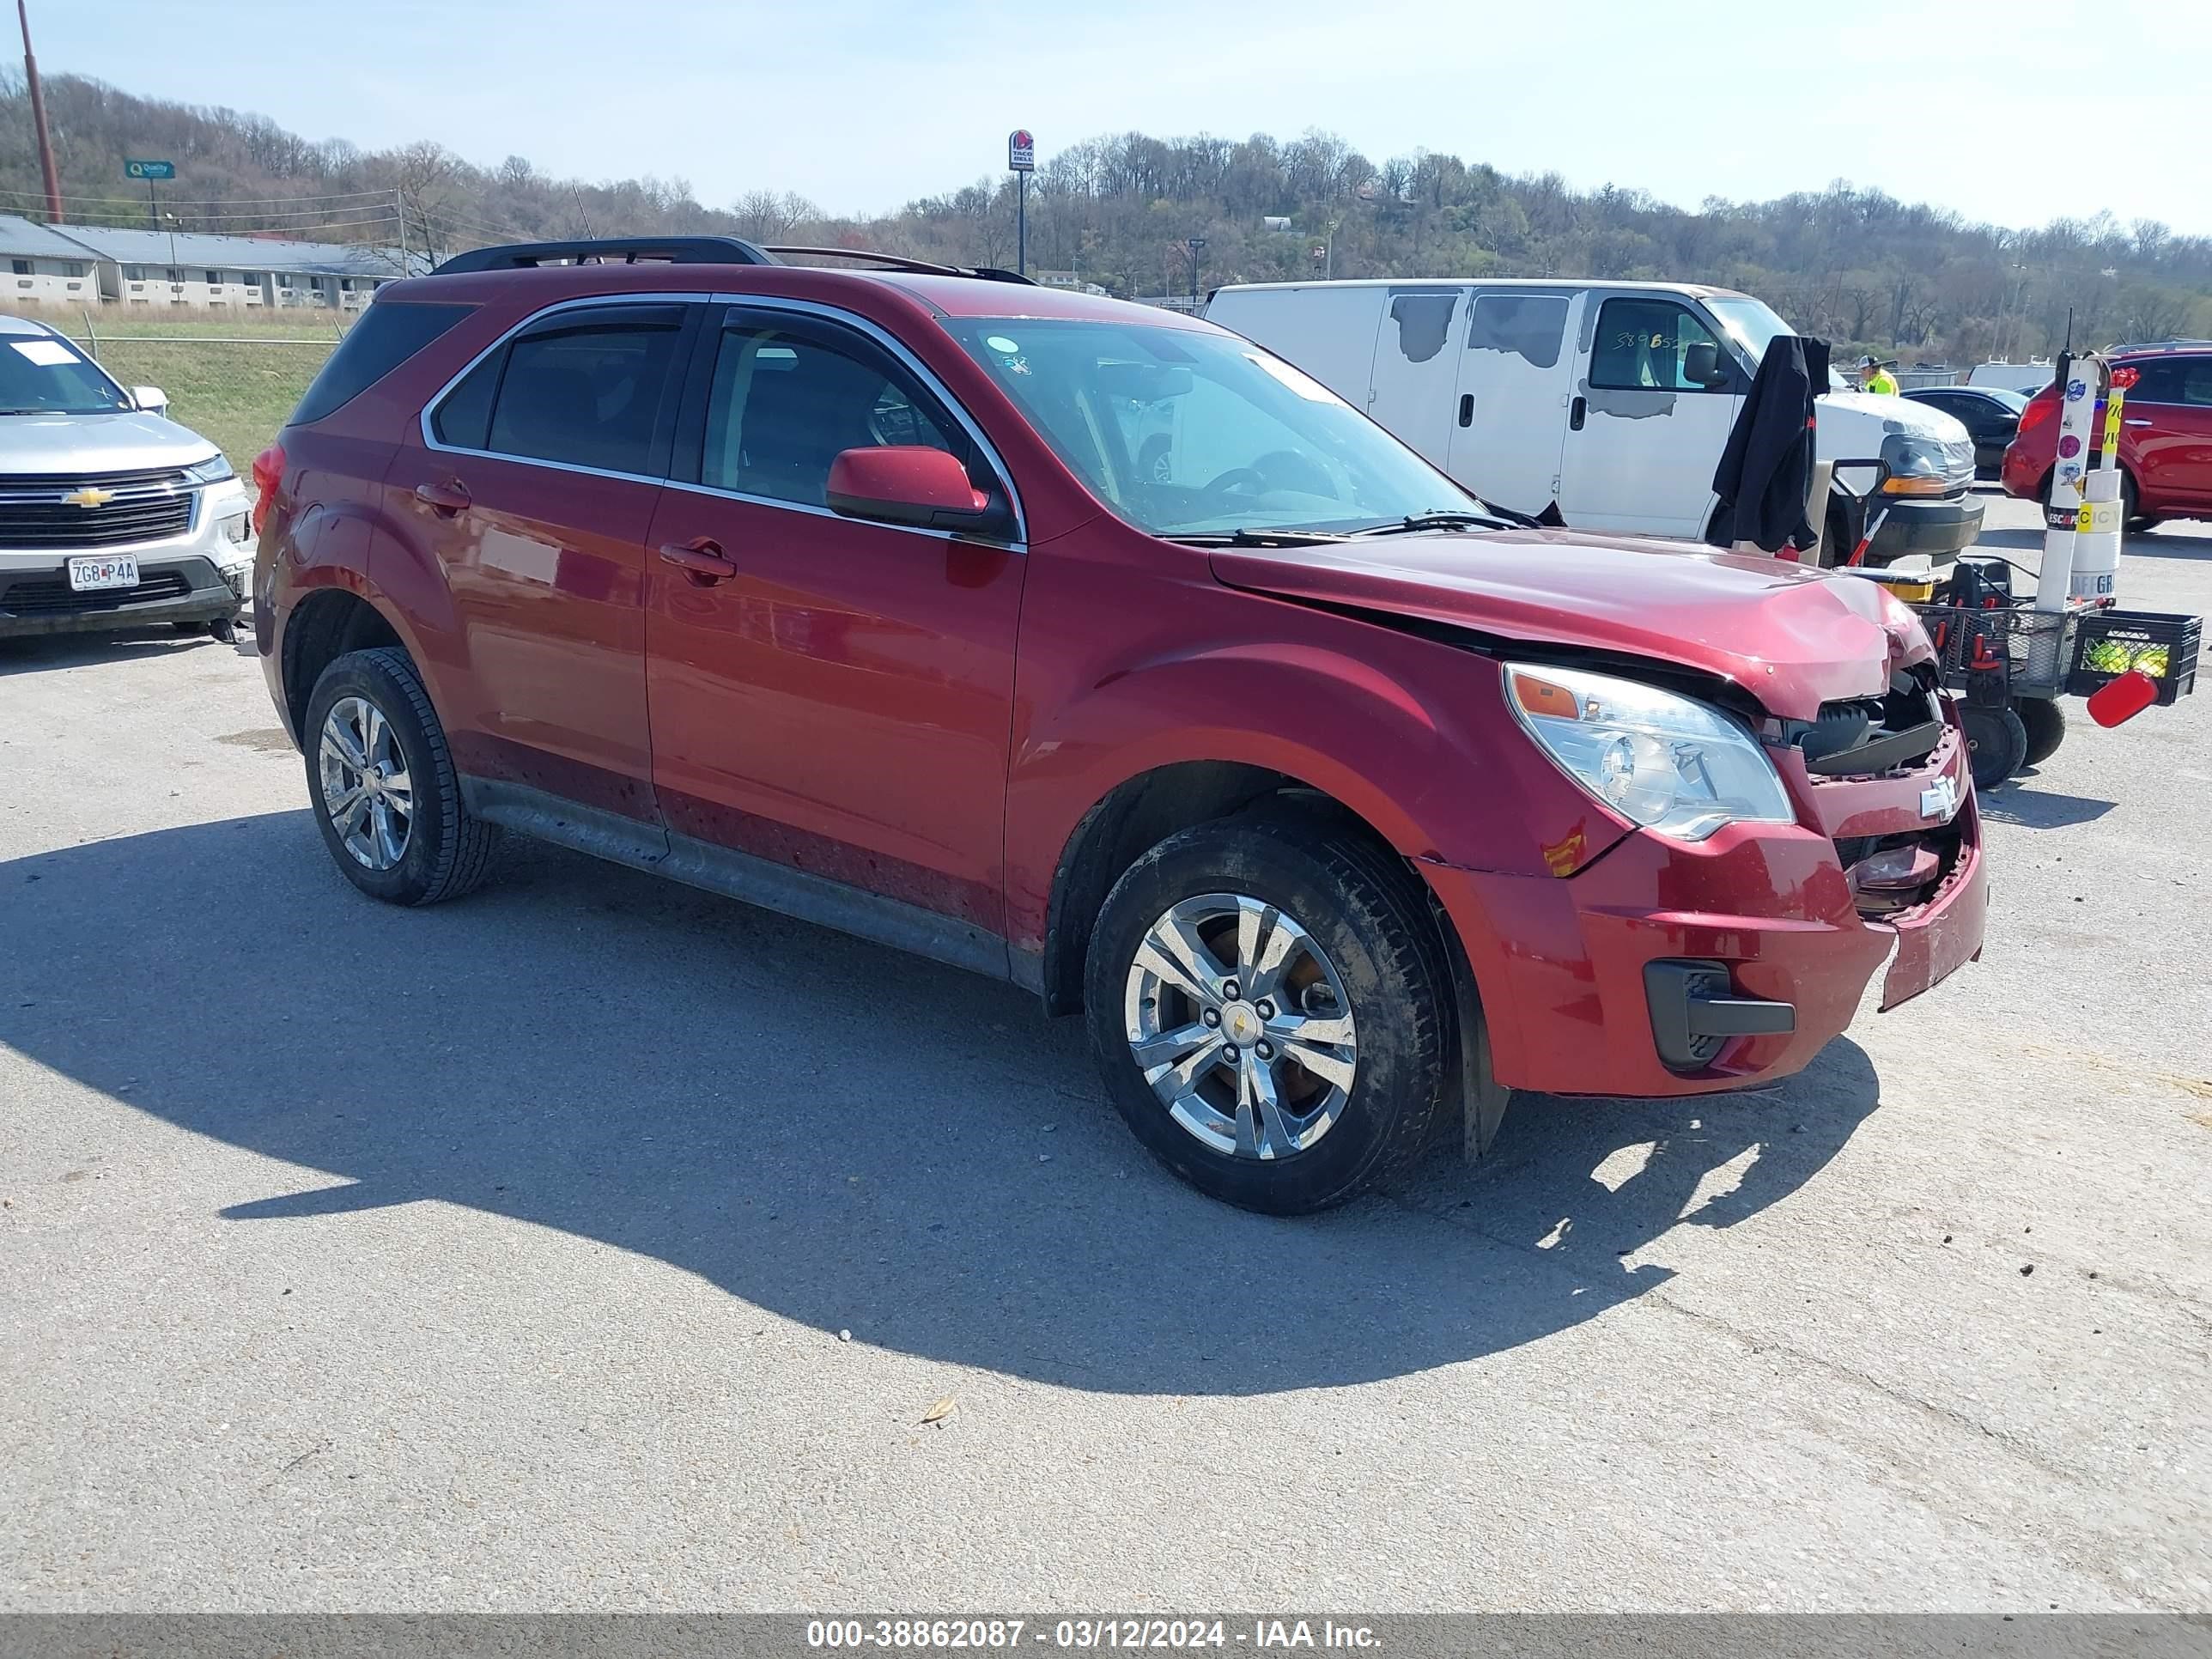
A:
1122,893,1358,1160
318,695,414,871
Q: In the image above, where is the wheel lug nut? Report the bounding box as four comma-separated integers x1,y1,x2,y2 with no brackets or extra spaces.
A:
1202,1009,1220,1028
1255,1000,1274,1018
1223,1046,1240,1062
1222,980,1240,1000
1256,1041,1273,1060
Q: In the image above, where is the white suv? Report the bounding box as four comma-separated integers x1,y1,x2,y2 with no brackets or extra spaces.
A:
0,314,254,640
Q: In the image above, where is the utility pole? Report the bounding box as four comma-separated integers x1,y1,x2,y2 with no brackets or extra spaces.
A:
1186,237,1206,308
16,0,64,223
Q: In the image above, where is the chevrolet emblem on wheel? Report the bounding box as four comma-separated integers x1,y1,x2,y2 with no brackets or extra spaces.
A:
63,487,116,508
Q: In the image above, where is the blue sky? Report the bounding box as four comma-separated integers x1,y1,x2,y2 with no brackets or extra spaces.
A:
24,0,2209,234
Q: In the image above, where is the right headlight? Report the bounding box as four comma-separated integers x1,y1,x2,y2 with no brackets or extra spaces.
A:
1504,664,1795,842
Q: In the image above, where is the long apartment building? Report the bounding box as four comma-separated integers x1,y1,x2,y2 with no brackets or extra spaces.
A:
0,216,427,311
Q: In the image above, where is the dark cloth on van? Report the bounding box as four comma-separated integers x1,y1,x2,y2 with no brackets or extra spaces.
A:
1711,335,1828,554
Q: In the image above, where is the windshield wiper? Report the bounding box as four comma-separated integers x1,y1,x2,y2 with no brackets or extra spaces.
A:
1169,527,1347,548
1351,506,1534,536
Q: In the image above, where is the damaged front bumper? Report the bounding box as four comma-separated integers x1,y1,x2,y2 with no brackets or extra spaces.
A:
1423,714,1985,1097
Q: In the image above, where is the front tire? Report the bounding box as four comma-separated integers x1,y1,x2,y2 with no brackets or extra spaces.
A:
1083,813,1452,1214
303,646,497,906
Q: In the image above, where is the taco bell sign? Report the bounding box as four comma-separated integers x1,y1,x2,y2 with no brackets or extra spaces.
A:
1008,130,1036,173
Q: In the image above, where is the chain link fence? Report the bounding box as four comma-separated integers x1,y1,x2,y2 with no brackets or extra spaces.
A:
64,325,342,473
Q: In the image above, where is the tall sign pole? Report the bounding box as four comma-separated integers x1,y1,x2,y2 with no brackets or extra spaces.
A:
1007,129,1035,277
15,0,64,222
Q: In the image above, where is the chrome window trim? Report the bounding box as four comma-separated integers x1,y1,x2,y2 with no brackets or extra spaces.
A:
416,289,713,475
416,288,1027,549
703,292,1026,545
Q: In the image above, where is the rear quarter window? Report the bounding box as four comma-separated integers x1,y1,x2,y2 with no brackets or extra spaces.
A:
289,301,474,427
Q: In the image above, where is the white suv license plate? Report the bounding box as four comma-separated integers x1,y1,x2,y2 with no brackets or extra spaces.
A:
66,555,139,592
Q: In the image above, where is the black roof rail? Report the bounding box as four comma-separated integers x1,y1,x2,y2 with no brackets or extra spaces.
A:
433,236,775,275
761,245,1036,286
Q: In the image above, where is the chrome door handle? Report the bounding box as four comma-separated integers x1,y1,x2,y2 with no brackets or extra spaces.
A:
2124,418,2153,426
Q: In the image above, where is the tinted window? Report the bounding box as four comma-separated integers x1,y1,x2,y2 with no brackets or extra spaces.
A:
291,301,473,426
2129,358,2212,408
484,317,684,475
433,353,500,449
701,316,966,507
1589,298,1726,392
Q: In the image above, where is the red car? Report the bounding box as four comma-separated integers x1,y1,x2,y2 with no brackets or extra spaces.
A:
2002,342,2212,529
252,238,1985,1213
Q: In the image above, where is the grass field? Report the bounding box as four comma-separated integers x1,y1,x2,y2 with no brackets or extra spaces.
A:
3,303,343,470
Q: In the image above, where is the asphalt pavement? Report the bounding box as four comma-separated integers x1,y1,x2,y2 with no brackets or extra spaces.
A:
2,492,2207,1611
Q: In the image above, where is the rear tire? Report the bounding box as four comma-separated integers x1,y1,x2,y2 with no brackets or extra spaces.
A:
1083,812,1451,1214
2015,696,2066,769
303,646,498,906
1960,703,2029,792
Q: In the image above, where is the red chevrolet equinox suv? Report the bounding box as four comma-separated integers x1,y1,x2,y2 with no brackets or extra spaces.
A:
253,237,1986,1213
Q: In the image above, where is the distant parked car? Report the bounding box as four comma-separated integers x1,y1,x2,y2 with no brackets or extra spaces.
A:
1906,385,2027,477
0,314,253,640
2002,343,2212,532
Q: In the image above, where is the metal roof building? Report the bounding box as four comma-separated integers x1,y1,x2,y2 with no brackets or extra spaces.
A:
0,216,425,310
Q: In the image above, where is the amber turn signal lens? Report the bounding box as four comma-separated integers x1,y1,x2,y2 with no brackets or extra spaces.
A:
1511,672,1582,720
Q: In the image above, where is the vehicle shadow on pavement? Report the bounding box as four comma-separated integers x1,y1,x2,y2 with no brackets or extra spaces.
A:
0,811,1881,1397
0,628,246,678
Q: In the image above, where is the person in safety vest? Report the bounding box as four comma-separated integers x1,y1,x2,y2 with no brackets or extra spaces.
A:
1857,355,1899,396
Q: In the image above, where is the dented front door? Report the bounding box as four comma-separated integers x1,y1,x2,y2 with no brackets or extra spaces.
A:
1367,286,1467,470
1557,292,1744,538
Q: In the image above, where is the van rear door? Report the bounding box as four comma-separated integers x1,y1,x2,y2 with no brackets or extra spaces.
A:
1450,288,1579,517
1557,291,1744,538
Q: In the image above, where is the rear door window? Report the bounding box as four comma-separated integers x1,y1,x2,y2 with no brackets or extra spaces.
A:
2128,358,2212,408
462,305,690,477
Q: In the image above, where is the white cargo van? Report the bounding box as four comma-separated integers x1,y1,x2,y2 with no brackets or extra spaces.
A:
1966,361,2058,395
1205,279,1982,565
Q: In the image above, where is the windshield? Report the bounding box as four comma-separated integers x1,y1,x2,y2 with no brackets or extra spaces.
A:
0,334,131,416
1703,295,1850,392
944,318,1472,537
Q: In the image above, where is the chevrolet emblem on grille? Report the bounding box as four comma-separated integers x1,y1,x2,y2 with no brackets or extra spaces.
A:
63,487,117,509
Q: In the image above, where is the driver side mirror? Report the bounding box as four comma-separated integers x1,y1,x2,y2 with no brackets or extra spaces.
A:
131,385,169,414
1681,343,1729,391
826,446,993,531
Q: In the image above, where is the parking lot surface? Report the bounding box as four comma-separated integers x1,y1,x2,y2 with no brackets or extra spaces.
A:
3,493,2208,1611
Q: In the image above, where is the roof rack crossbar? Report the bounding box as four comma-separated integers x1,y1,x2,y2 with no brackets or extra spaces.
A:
433,236,775,275
761,245,1036,286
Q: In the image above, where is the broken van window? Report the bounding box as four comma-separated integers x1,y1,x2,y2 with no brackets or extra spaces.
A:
1468,294,1570,368
1385,289,1459,364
